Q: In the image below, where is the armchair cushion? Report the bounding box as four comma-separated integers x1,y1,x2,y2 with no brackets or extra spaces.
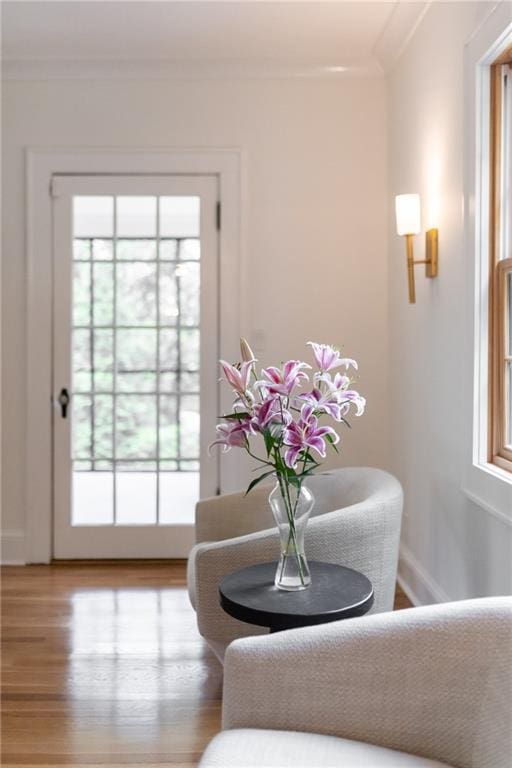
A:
199,729,453,767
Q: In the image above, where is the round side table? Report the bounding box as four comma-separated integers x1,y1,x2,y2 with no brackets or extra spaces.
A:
219,561,374,633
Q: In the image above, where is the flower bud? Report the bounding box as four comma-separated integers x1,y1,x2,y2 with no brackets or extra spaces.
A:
240,337,256,363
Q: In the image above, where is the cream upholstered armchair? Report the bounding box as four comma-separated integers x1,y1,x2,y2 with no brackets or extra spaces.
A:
187,467,403,660
200,597,512,767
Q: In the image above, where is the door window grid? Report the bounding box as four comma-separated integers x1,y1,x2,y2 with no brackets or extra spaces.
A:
72,196,200,524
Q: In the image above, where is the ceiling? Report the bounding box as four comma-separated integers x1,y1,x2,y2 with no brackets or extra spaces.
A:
1,1,428,78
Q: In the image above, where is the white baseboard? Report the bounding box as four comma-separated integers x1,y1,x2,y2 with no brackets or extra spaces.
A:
398,543,450,606
1,529,26,564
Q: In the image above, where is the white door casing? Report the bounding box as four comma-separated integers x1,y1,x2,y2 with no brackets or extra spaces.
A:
26,149,242,563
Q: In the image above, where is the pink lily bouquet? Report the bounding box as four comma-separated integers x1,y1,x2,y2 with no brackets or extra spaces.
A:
210,339,365,590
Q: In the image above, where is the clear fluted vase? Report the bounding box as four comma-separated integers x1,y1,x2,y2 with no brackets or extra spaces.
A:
269,478,314,591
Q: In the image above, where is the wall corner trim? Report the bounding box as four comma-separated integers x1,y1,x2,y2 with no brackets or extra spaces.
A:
374,1,431,73
1,529,27,565
398,543,451,606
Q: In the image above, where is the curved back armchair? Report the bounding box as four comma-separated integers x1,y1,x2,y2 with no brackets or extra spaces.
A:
200,598,512,767
187,467,403,660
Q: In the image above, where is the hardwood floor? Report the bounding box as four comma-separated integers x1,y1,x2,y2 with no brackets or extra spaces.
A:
1,563,411,767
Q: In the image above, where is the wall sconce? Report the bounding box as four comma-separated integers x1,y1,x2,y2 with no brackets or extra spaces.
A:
395,194,438,303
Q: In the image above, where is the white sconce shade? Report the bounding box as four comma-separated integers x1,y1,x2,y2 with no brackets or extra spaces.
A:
395,194,421,236
394,192,438,303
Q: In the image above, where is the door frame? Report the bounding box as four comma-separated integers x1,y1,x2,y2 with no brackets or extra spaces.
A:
26,148,243,563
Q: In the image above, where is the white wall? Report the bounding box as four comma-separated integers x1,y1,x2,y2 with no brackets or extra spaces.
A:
2,75,388,561
388,2,512,603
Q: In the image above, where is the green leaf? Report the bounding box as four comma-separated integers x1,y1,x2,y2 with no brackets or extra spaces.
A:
245,470,275,496
273,449,285,473
325,433,340,454
282,464,301,483
222,412,251,420
263,429,274,456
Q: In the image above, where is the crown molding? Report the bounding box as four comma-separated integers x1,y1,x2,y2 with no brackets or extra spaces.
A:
373,1,431,73
373,1,506,74
2,57,384,81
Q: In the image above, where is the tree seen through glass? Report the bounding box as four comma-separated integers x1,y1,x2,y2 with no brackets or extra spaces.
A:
71,195,201,525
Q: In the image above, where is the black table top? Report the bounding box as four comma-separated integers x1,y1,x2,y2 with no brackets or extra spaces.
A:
219,561,374,632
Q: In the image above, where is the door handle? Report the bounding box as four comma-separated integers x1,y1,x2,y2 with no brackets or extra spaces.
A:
58,388,70,418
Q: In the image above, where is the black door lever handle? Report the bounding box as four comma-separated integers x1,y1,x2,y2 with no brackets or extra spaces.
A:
58,388,70,418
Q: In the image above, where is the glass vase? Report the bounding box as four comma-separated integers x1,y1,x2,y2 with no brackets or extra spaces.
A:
268,478,314,591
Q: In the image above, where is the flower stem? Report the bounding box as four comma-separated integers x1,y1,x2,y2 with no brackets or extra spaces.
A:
245,445,273,467
275,469,305,586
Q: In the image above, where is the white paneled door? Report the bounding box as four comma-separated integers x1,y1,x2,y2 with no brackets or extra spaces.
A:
52,175,219,558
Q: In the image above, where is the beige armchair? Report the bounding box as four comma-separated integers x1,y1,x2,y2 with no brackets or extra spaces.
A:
200,597,512,767
187,467,403,660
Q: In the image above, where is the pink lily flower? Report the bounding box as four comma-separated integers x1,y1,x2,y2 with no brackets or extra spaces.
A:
219,359,255,395
320,374,366,416
251,395,284,432
209,419,251,453
300,372,365,420
298,387,347,422
315,371,351,390
283,404,339,469
258,360,311,396
340,390,366,417
307,342,358,373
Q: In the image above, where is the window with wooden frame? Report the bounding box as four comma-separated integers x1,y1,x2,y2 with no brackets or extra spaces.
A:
489,48,512,473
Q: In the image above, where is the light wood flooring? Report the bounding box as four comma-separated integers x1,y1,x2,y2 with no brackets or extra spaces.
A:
1,562,411,767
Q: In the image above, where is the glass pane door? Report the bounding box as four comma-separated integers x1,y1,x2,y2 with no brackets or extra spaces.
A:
53,176,219,558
